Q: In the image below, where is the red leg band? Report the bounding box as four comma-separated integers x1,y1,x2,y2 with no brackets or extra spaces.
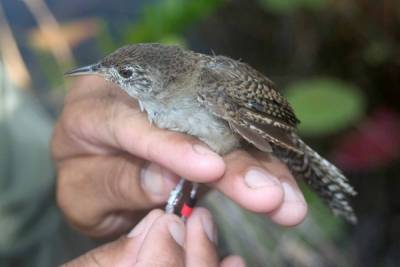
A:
181,203,193,218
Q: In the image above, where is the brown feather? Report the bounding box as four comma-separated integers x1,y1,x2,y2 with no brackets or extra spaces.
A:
229,121,273,153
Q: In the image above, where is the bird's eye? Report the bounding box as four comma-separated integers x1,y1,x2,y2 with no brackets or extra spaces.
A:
119,69,133,78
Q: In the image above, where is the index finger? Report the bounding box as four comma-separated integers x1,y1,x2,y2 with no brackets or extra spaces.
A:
53,76,226,182
135,213,186,267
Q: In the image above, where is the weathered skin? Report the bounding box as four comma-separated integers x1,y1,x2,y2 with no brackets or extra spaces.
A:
66,43,357,223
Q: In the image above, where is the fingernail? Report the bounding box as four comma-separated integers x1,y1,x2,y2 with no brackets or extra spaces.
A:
230,256,246,267
201,212,218,244
168,220,185,247
192,144,219,157
282,181,305,203
127,216,148,238
141,163,175,196
244,168,279,189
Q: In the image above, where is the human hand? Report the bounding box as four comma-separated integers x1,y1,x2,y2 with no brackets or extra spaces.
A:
62,208,245,267
52,76,307,237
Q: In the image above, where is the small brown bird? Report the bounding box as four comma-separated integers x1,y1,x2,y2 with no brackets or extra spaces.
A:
66,43,357,223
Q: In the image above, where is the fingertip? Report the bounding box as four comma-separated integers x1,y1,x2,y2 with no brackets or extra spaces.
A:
214,156,285,213
268,180,308,226
190,144,226,181
146,133,226,182
166,215,186,247
185,207,220,266
187,207,218,244
127,209,164,238
242,167,284,212
149,213,186,247
131,212,186,267
221,255,246,267
254,154,308,226
268,201,308,227
140,163,180,203
235,182,284,213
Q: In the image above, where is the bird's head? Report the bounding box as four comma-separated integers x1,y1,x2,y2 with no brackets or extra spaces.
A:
65,44,176,99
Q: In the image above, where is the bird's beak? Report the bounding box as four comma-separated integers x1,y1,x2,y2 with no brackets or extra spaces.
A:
64,63,102,77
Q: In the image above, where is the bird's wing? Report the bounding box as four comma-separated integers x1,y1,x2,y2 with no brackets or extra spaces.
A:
197,56,302,154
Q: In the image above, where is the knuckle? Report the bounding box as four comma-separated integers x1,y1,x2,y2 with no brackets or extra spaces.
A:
56,164,73,213
103,100,120,143
189,254,217,267
56,163,87,226
59,104,89,142
85,248,107,267
135,258,184,267
75,249,105,267
103,157,148,208
50,122,64,159
105,158,136,203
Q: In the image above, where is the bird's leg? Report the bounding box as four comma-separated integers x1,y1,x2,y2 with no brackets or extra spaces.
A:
165,178,199,222
189,183,199,201
180,182,199,222
165,178,185,214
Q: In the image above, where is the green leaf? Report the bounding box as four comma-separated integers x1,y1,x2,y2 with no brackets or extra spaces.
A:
285,78,365,136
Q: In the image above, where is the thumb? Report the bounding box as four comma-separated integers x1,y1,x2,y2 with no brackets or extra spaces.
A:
61,210,164,267
134,213,186,267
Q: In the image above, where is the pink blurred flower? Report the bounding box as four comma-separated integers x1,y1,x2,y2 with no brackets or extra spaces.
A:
332,108,400,171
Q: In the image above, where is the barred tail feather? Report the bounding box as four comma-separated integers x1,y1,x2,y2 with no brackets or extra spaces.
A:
272,133,357,223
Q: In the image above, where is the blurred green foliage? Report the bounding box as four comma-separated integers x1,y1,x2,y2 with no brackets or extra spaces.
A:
99,0,223,52
123,0,223,43
34,50,64,90
258,0,326,14
285,78,365,136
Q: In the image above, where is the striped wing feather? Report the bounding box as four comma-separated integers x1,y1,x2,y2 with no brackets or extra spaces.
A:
197,56,301,153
